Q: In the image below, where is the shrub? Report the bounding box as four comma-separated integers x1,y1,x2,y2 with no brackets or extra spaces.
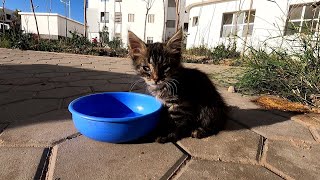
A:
237,48,320,107
182,44,240,65
211,44,240,62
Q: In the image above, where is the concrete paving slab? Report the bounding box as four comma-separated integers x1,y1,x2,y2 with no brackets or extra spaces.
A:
0,85,14,92
0,99,60,123
0,77,44,85
34,72,69,78
0,91,34,105
62,93,93,109
292,113,320,128
0,123,7,133
0,110,78,146
177,160,281,180
0,147,45,180
83,74,125,80
0,73,33,80
230,108,315,142
92,83,131,92
109,77,142,84
53,136,184,180
219,90,260,109
309,127,320,143
36,86,91,98
179,121,261,164
264,140,320,179
69,79,108,86
12,83,57,92
49,75,82,82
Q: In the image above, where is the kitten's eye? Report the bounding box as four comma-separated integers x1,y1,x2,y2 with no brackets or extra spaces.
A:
142,66,150,71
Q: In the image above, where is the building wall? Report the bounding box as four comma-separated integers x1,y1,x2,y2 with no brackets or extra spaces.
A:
87,0,165,46
57,15,85,38
186,0,317,50
19,13,84,39
0,7,14,24
87,0,187,46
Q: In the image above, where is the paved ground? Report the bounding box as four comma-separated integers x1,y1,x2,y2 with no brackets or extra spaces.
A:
0,48,319,180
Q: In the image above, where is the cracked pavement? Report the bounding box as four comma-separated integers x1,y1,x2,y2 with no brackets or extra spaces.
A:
0,48,320,180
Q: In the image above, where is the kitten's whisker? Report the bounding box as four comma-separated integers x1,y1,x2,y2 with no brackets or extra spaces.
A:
166,82,175,96
169,80,178,95
129,79,145,92
171,79,180,84
164,82,172,95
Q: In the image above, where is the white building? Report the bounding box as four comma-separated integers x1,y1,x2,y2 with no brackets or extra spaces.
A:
19,12,84,39
185,0,320,51
86,0,188,46
0,7,15,30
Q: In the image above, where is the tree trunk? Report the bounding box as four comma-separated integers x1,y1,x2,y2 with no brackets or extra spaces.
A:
175,0,180,32
144,9,149,41
84,0,87,38
162,0,166,41
242,0,253,55
30,0,40,41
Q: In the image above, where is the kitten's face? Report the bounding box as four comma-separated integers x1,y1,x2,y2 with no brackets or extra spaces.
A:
128,29,182,88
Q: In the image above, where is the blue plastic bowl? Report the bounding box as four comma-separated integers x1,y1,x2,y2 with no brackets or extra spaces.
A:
68,92,162,143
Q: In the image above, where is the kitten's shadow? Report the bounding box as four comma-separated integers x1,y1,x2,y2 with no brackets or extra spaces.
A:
123,106,298,144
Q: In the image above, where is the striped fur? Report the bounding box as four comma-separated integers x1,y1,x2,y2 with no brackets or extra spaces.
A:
128,29,228,143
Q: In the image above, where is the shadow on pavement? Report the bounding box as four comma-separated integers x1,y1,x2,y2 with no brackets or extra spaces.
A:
0,64,296,144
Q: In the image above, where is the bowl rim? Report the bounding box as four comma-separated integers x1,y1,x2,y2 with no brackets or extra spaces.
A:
68,92,163,122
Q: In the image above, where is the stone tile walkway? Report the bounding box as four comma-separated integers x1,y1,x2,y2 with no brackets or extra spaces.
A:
0,48,319,180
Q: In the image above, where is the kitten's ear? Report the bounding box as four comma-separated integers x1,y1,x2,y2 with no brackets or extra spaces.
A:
128,31,147,59
166,28,183,54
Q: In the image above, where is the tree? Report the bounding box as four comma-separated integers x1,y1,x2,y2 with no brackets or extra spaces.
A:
174,0,180,32
84,0,87,38
143,0,155,41
30,0,40,41
162,0,166,41
11,9,21,32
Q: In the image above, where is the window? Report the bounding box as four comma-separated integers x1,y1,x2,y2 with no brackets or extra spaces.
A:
285,4,320,35
220,10,255,37
166,20,175,28
148,14,155,23
100,12,109,23
115,33,121,38
168,0,176,7
184,23,189,31
147,37,153,44
192,16,199,26
115,12,122,23
6,14,11,20
128,13,134,22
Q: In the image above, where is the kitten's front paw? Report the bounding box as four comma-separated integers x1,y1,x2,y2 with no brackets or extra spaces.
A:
155,133,177,143
191,128,208,139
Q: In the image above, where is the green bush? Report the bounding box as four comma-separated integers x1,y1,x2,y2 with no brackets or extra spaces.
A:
211,44,240,62
0,37,11,48
184,45,212,57
182,44,240,64
237,48,320,107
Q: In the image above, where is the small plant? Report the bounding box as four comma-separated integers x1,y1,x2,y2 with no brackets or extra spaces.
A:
184,45,212,57
211,44,240,63
237,47,320,107
182,44,240,65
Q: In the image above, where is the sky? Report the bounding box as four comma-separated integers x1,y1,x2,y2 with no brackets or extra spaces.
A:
5,0,84,23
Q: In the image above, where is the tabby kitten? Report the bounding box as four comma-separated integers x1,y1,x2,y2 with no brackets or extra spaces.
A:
128,29,228,143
